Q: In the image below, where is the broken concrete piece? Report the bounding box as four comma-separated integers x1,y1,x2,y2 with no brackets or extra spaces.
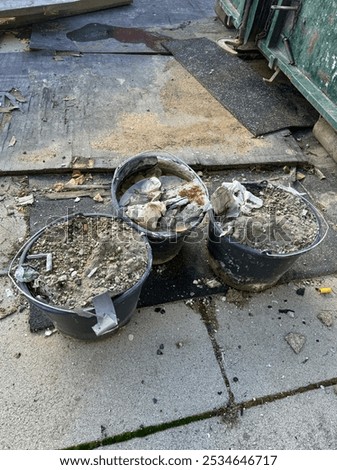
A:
16,194,34,206
296,172,306,181
65,176,86,186
8,136,17,148
285,332,306,354
211,185,236,216
14,266,39,283
93,193,104,203
315,168,326,180
138,177,162,194
212,180,263,219
175,202,204,232
126,201,167,231
204,278,222,289
120,177,162,207
317,311,334,328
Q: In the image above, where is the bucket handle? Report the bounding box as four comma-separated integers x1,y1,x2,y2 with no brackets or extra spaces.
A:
91,292,119,336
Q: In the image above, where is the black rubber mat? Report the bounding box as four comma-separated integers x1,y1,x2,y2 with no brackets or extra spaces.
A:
164,38,319,136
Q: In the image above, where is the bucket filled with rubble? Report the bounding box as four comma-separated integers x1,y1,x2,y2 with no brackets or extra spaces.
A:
10,213,152,340
208,181,328,292
111,152,210,264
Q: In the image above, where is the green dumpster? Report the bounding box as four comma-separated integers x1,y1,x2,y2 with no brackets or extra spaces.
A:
215,0,337,132
257,0,337,132
215,0,274,45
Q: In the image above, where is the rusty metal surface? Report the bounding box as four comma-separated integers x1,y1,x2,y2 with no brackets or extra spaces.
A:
258,0,337,131
216,0,337,131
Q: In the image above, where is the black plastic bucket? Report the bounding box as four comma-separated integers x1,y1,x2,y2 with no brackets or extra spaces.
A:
10,213,152,340
207,184,328,292
111,151,209,264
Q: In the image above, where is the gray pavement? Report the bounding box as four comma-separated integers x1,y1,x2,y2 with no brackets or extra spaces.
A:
1,273,337,449
108,387,337,450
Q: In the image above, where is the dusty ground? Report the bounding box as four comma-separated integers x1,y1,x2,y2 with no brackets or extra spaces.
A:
92,61,267,156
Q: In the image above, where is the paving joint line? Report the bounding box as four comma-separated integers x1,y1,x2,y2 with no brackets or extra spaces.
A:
65,409,223,450
191,296,235,404
65,377,337,450
238,376,337,413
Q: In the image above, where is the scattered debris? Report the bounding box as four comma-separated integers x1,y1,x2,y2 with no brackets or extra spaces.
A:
0,306,18,319
5,288,14,298
203,278,222,289
65,170,86,187
45,190,110,200
45,328,57,337
14,266,39,283
93,193,104,203
8,136,17,148
27,253,53,272
317,311,334,328
16,194,34,206
213,182,319,254
285,332,306,354
53,183,110,192
225,288,250,307
53,183,65,192
9,88,27,104
296,172,306,181
154,307,166,314
296,287,305,296
279,308,295,318
317,287,333,294
0,91,20,113
315,168,326,180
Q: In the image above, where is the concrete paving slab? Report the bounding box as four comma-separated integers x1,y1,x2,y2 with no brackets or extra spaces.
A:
0,301,228,449
106,386,337,450
213,277,337,402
